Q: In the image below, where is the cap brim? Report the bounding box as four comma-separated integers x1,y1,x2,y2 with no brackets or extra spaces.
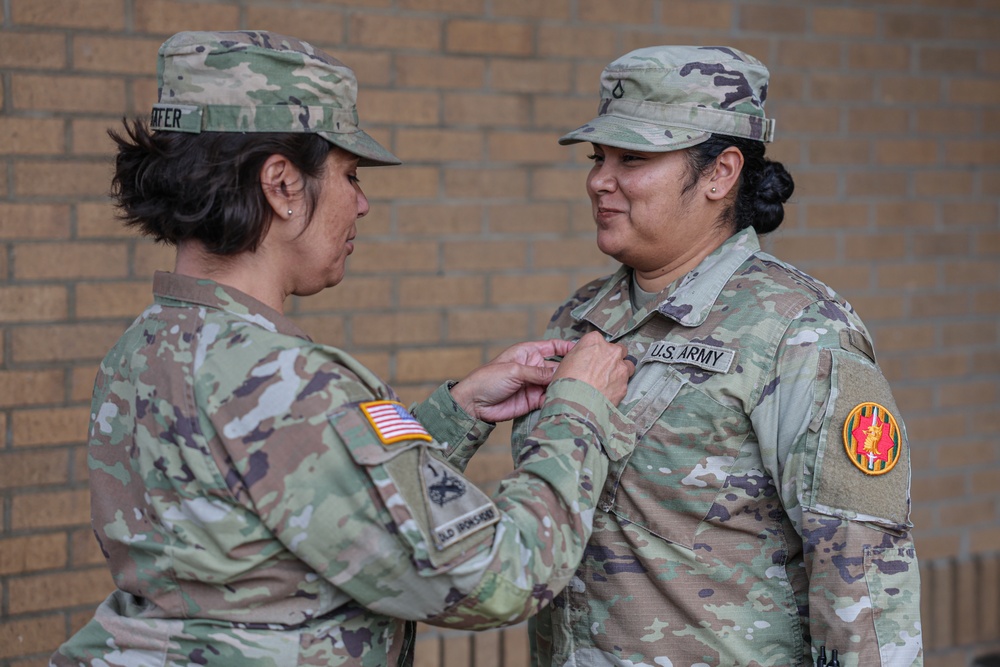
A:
319,129,401,167
558,114,710,152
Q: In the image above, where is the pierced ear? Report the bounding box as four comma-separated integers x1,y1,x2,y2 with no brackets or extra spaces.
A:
708,146,744,199
260,154,301,219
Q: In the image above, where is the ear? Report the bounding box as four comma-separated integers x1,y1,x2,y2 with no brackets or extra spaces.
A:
707,146,744,200
259,154,303,221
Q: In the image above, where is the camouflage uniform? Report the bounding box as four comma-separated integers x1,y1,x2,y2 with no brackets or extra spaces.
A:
52,272,634,666
514,46,922,666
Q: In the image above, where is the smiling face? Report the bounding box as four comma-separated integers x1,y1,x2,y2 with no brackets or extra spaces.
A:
287,147,369,296
586,143,732,291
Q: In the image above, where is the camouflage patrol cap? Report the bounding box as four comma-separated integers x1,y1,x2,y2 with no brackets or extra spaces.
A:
152,30,400,166
559,45,776,152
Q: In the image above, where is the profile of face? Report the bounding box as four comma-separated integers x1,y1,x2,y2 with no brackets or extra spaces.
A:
586,143,738,290
284,147,370,296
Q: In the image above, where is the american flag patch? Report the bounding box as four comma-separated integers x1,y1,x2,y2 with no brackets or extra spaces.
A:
360,400,433,446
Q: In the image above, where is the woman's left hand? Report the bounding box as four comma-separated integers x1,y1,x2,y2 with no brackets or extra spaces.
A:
450,339,576,423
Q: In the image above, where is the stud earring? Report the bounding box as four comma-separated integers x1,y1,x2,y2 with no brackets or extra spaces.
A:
711,187,717,193
287,209,293,216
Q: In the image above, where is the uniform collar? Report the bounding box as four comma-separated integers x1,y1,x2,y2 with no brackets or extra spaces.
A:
152,271,313,341
572,228,760,337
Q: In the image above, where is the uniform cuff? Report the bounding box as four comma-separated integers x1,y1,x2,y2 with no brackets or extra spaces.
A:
411,382,495,471
536,378,634,461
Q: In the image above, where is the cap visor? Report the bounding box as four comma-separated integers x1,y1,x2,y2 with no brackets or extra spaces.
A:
558,114,709,152
320,129,401,167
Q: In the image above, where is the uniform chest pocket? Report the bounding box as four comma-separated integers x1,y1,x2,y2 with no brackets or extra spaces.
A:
605,372,751,549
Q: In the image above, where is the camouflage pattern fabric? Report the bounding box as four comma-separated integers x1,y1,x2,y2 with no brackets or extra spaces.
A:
151,30,399,166
52,271,634,667
514,228,922,667
559,45,775,152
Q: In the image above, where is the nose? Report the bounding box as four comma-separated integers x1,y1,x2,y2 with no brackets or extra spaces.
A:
357,189,370,218
587,162,617,196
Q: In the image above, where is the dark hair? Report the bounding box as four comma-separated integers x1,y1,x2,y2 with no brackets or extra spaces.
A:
108,119,332,255
682,134,794,235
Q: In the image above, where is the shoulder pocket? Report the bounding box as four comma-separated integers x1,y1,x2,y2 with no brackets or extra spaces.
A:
329,404,495,573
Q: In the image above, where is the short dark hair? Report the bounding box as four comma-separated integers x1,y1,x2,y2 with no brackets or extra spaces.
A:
682,134,795,235
108,119,332,255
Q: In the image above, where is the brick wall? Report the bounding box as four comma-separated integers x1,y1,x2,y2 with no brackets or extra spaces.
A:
1,1,998,665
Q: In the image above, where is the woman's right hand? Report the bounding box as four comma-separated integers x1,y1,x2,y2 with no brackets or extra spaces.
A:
552,331,634,405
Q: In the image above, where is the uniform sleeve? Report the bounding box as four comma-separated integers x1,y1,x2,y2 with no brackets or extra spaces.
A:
204,345,635,629
751,302,923,666
409,382,494,472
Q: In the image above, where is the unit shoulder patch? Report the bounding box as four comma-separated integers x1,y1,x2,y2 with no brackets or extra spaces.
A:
360,400,433,446
842,401,902,476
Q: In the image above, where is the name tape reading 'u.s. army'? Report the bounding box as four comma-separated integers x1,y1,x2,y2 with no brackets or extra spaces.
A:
639,341,735,374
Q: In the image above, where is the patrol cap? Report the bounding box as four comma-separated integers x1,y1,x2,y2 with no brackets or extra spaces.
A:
559,45,776,152
151,30,400,167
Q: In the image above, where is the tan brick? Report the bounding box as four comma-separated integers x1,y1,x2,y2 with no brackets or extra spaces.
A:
443,240,527,271
72,35,160,75
492,60,572,94
490,274,573,305
349,240,439,274
488,131,565,164
971,527,1000,556
884,12,946,40
399,275,486,308
913,232,970,258
350,13,440,51
77,201,129,239
948,14,1000,41
397,54,486,89
846,108,909,134
905,351,970,381
579,0,653,24
791,171,839,198
844,172,908,198
133,242,175,277
977,230,1000,255
972,469,1000,496
489,203,570,235
443,93,530,128
847,43,910,71
71,527,107,567
804,202,869,229
69,118,119,156
659,1,733,30
398,204,483,236
911,473,969,504
870,323,936,352
10,566,113,614
739,4,806,32
572,59,608,95
0,285,68,322
877,261,938,289
446,309,530,342
533,167,588,201
881,76,942,104
0,613,66,660
775,40,842,70
71,365,98,403
0,31,67,68
0,534,67,575
533,237,615,270
446,20,532,56
11,488,90,529
918,47,979,75
363,166,439,201
807,139,870,166
874,140,938,167
134,0,239,33
874,201,937,227
0,449,71,489
287,315,345,348
12,0,124,29
357,204,391,238
972,350,1000,376
494,0,569,19
75,281,151,319
814,7,878,36
909,292,969,319
12,74,125,113
352,312,441,346
533,95,599,131
769,234,840,263
399,0,483,11
973,290,1000,316
296,276,393,312
914,170,975,197
358,90,439,126
944,260,1000,286
0,368,65,407
243,7,345,47
396,128,484,162
396,346,481,383
537,25,618,59
890,385,933,413
15,242,127,280
14,160,112,198
942,201,998,226
947,140,1000,166
11,323,123,363
502,624,531,667
939,380,998,408
808,264,874,294
0,117,65,156
809,73,876,103
849,294,905,323
444,168,528,199
12,406,90,447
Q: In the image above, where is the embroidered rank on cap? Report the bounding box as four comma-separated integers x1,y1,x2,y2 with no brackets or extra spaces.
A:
360,400,433,446
843,402,902,476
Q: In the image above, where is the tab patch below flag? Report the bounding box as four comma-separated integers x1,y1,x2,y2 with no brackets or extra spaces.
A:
360,400,433,446
843,401,902,476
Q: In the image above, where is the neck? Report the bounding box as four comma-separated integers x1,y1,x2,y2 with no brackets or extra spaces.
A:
174,241,288,313
633,229,731,293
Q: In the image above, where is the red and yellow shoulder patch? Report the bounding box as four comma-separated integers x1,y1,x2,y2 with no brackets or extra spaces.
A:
843,402,902,476
360,400,433,446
